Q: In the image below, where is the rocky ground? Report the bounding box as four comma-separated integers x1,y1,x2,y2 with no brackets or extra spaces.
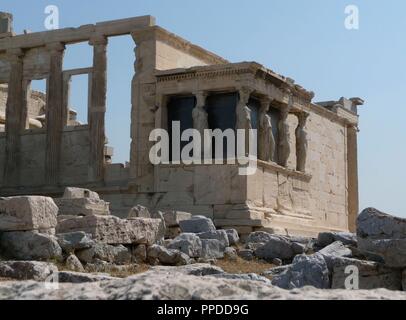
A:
0,188,406,300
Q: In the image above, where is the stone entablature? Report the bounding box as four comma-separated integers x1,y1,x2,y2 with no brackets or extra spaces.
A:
0,13,364,237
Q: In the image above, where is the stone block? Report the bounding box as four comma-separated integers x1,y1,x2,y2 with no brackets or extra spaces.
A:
63,187,100,200
0,261,57,281
179,215,216,234
76,244,132,265
128,205,150,219
167,233,202,258
56,232,95,253
56,215,164,245
162,210,192,227
54,198,110,216
201,239,225,260
0,230,62,261
331,257,402,290
198,230,229,248
147,245,191,266
0,196,58,231
225,229,240,245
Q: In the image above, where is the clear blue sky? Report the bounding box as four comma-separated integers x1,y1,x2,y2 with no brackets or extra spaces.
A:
2,0,405,217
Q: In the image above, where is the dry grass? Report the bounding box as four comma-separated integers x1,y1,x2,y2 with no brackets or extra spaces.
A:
109,264,151,278
215,256,274,276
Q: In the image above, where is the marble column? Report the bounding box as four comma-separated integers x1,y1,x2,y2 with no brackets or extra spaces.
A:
3,48,24,186
89,36,108,183
45,42,65,186
295,112,309,172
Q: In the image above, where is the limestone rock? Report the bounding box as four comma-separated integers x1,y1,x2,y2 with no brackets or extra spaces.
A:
167,233,202,258
197,230,229,247
357,208,406,268
0,261,58,281
0,196,58,231
147,245,191,266
225,229,239,245
358,238,406,268
291,242,306,255
317,232,357,247
128,205,150,219
65,255,85,272
254,235,295,261
57,232,95,253
56,215,164,245
331,257,402,290
271,253,330,289
76,244,132,265
357,207,406,239
179,215,216,234
272,258,283,266
318,241,352,270
238,249,254,261
150,263,224,276
224,247,238,261
2,271,406,300
403,269,406,291
54,198,110,216
84,261,138,274
133,244,147,263
201,239,225,259
262,265,291,278
210,273,271,284
165,227,181,239
58,271,118,283
0,231,62,261
63,187,100,200
162,211,192,227
246,231,275,244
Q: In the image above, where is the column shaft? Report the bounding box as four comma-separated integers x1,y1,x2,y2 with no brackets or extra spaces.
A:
89,36,108,182
45,42,65,186
4,49,24,186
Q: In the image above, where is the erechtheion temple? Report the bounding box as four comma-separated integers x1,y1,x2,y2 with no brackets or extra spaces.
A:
0,13,364,237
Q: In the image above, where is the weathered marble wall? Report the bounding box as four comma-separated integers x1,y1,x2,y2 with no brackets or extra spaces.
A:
307,111,348,230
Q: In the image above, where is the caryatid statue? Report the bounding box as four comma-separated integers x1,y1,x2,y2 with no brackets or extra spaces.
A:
236,88,253,156
192,91,209,158
278,93,293,167
259,98,276,162
296,112,309,172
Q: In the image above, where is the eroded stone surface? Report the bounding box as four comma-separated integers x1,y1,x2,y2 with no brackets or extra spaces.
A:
0,261,58,281
1,271,405,300
0,231,62,261
56,215,164,245
0,196,58,231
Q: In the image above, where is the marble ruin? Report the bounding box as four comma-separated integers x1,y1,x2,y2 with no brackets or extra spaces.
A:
0,13,364,238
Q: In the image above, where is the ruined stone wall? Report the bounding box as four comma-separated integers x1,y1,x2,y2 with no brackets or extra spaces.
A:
0,86,46,119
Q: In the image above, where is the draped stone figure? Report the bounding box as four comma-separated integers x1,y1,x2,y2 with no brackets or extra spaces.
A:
236,88,253,156
296,112,309,172
192,92,209,159
259,99,276,162
263,113,276,162
278,109,290,167
192,93,208,136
